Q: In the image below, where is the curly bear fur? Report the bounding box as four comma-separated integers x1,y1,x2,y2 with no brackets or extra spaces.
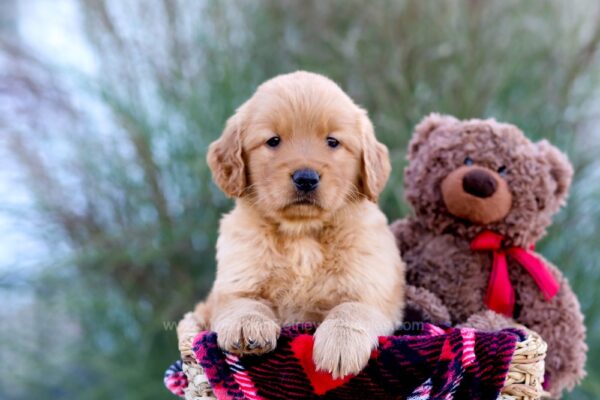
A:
391,114,587,397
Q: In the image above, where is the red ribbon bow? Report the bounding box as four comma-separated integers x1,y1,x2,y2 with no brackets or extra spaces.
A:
470,230,560,317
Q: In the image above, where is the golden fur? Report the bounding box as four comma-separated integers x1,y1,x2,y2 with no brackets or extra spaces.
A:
197,71,405,378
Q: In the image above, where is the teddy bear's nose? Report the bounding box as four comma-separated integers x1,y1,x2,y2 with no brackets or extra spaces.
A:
462,169,497,198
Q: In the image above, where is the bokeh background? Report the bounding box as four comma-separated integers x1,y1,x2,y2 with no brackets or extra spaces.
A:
1,0,599,398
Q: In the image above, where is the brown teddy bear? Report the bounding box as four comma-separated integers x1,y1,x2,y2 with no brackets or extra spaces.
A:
391,114,587,398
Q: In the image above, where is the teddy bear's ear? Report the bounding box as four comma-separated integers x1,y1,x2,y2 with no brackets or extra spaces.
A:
409,113,458,159
537,139,573,205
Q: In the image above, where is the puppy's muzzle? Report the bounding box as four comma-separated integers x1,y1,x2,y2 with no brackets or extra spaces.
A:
292,169,320,193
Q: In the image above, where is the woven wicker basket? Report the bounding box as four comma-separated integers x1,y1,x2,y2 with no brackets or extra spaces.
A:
176,311,548,400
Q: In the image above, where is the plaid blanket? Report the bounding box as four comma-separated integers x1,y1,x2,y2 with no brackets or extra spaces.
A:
165,323,523,400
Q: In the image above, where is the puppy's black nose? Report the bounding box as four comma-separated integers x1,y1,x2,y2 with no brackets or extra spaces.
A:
462,169,497,198
292,169,320,192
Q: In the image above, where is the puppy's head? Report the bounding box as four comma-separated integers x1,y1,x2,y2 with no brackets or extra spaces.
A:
208,71,390,222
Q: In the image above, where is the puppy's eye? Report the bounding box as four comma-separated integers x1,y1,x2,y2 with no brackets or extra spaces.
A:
464,157,474,166
497,165,507,176
265,136,281,148
326,137,340,148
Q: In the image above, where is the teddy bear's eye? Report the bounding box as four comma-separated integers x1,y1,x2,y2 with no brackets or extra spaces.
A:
464,157,474,166
497,165,507,176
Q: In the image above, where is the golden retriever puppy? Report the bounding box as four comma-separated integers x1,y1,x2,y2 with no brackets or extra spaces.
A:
201,71,405,378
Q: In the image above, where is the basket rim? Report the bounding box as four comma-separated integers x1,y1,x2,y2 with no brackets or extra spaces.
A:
176,312,547,400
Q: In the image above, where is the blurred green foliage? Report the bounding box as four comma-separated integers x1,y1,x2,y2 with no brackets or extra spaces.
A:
1,0,599,398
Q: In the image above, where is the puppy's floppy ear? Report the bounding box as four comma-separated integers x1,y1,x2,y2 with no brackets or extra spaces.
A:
409,113,458,159
358,110,391,202
537,139,573,205
207,111,247,198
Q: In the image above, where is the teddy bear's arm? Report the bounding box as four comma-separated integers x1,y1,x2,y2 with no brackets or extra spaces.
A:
456,309,517,331
390,217,427,256
515,258,587,398
404,285,451,325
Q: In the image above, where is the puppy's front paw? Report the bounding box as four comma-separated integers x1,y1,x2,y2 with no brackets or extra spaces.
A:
313,319,375,379
214,313,280,355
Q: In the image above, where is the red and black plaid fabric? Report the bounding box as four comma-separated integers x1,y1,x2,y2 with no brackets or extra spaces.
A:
166,323,523,400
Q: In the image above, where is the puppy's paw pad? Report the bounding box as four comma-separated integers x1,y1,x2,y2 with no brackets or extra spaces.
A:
313,320,375,379
215,314,280,355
